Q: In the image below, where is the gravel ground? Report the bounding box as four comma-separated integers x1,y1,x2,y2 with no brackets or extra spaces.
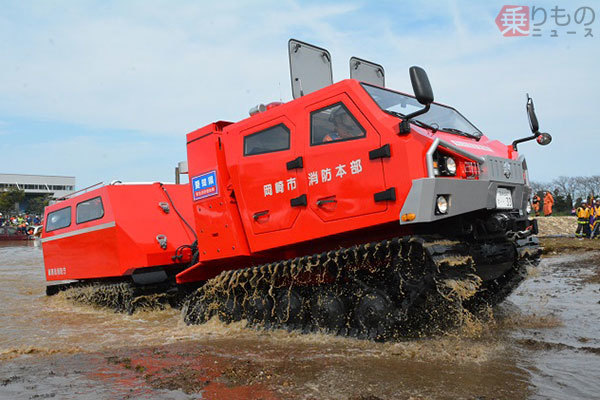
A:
536,216,577,237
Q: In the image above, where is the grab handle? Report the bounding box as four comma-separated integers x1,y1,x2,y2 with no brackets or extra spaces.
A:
253,210,269,220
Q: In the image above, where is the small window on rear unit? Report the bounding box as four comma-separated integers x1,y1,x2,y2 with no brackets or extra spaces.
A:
46,207,72,232
76,197,105,224
244,124,290,156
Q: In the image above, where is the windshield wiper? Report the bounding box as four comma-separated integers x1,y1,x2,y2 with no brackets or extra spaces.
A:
440,127,481,141
384,110,438,133
383,110,405,118
413,120,438,133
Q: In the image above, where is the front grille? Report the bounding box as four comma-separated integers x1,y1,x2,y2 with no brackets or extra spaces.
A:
464,161,480,180
482,156,524,184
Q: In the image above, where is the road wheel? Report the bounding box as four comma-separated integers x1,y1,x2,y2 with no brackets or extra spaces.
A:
310,288,348,334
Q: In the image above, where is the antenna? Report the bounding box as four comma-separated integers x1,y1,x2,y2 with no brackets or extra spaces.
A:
278,81,282,102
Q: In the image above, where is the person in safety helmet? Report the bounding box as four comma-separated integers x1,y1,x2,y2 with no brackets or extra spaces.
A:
323,105,363,142
590,199,600,239
576,200,591,238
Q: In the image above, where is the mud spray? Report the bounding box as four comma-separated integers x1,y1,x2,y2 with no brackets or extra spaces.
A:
4,240,599,399
57,237,520,344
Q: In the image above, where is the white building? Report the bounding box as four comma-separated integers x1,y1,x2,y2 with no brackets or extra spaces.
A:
0,173,76,199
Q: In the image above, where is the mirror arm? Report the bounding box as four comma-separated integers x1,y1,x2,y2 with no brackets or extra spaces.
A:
512,131,540,151
399,104,431,134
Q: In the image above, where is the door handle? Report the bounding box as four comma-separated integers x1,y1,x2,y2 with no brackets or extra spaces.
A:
316,198,337,206
253,210,269,220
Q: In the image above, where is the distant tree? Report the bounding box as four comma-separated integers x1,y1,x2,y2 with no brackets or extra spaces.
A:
27,195,51,215
530,181,547,196
0,188,25,214
552,189,569,214
591,175,600,196
574,176,595,200
565,193,573,212
552,176,577,201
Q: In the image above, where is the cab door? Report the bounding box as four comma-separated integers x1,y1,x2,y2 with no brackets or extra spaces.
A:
304,95,389,222
235,117,302,234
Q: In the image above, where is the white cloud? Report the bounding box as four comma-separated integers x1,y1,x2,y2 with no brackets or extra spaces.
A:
0,0,598,183
0,1,361,136
0,134,186,187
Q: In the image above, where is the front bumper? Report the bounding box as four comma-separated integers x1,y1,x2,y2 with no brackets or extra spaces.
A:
400,144,530,225
399,178,529,224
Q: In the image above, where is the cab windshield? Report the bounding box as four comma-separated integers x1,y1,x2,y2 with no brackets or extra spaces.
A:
361,83,483,139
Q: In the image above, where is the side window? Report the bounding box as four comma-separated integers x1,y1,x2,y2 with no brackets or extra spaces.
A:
310,102,366,145
46,207,71,232
244,124,290,156
76,197,104,224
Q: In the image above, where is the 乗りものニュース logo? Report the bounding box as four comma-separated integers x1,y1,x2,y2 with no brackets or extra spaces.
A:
496,5,595,37
496,5,530,36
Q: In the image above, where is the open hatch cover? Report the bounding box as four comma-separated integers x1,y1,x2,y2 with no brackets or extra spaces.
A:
350,56,385,87
288,39,333,99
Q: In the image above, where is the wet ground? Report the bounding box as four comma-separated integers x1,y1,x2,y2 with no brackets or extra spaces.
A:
0,240,599,399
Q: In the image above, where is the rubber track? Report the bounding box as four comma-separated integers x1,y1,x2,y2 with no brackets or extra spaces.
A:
54,280,188,314
183,235,541,341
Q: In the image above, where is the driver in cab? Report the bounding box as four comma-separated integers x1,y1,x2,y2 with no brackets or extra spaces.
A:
323,107,363,142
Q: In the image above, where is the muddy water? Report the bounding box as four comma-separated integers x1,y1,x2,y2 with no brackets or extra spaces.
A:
0,241,599,399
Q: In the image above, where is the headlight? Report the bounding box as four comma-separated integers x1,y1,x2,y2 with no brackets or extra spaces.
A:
444,157,457,175
436,195,449,214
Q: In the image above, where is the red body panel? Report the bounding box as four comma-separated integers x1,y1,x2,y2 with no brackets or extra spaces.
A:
41,183,195,281
41,79,521,286
178,79,520,283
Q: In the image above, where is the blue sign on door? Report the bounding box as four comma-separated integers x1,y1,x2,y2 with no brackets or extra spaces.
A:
191,170,218,201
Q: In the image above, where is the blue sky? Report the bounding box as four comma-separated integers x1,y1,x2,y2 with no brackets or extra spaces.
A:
1,0,599,188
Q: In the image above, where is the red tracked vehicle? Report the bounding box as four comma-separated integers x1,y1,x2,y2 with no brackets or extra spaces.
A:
41,182,196,307
42,40,551,339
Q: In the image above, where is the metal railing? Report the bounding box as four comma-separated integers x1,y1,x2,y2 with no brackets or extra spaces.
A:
425,138,485,178
56,182,104,201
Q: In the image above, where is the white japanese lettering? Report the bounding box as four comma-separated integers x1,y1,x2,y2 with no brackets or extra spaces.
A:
287,177,297,191
264,184,273,197
350,159,363,175
321,168,332,182
335,164,347,178
308,171,319,186
275,181,284,194
48,267,66,276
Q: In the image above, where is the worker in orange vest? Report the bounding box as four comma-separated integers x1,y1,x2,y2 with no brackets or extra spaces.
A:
532,194,541,216
591,199,600,239
576,201,591,238
543,191,554,216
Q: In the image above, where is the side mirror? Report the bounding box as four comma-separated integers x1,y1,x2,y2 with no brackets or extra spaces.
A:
399,66,434,134
526,95,539,133
512,94,552,150
536,132,552,145
409,66,434,105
